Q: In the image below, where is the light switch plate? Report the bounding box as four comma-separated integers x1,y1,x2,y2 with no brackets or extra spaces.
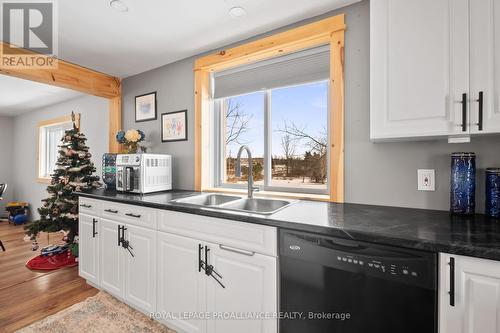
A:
417,169,435,191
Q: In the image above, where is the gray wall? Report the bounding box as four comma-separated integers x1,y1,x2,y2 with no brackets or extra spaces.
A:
123,0,500,212
0,116,13,213
123,59,195,189
12,95,108,219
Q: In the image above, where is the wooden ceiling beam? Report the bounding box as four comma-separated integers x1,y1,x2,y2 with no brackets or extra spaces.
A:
0,42,121,99
0,42,122,152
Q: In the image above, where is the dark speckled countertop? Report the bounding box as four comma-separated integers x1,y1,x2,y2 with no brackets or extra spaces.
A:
76,189,500,261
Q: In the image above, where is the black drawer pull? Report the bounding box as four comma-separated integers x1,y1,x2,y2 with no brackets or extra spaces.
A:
125,213,141,218
80,204,92,208
105,209,119,214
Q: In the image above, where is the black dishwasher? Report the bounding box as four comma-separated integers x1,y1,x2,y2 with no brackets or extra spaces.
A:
279,230,437,333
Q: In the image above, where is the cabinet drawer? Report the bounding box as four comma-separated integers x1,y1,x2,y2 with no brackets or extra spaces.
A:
101,201,156,229
158,210,277,257
79,198,101,216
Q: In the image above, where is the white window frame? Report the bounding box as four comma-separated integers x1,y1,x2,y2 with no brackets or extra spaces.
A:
213,80,330,195
37,114,80,183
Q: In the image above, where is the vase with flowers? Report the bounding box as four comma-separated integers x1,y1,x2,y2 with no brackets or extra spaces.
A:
116,129,146,153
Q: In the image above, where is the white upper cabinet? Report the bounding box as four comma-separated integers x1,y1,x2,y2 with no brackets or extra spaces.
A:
469,0,500,134
371,0,499,140
371,0,469,140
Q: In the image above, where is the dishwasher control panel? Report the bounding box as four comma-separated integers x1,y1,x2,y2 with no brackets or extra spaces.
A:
336,255,422,279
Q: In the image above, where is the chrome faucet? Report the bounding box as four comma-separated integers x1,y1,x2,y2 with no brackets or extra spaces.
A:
235,145,258,198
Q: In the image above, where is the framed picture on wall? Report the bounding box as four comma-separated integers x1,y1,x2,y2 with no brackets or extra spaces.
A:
161,110,187,142
135,92,157,122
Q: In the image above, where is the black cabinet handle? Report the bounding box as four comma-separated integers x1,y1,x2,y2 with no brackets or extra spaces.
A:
461,93,467,132
205,245,210,275
449,257,455,306
118,225,123,246
477,91,483,131
92,218,98,237
125,213,141,218
80,204,92,208
105,209,119,214
198,244,204,272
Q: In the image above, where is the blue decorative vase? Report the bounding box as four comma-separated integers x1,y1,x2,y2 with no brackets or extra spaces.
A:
486,168,500,218
450,152,476,215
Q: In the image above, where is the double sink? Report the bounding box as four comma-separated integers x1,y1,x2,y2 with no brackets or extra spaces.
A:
171,193,293,215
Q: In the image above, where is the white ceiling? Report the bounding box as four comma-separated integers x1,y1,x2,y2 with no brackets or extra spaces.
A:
58,0,360,78
0,0,358,115
0,76,83,116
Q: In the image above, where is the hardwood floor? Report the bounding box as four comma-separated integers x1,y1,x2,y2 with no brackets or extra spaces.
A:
0,221,98,333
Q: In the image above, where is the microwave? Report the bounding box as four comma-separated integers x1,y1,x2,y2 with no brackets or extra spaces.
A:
116,154,172,194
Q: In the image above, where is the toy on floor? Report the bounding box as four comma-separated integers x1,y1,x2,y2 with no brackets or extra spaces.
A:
40,244,69,256
6,201,29,225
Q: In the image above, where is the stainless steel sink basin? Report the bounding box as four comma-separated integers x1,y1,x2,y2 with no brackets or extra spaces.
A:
173,194,242,206
221,198,292,215
171,194,293,215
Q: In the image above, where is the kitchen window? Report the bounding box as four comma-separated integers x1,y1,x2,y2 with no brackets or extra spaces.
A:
37,114,79,183
194,14,345,201
212,46,330,194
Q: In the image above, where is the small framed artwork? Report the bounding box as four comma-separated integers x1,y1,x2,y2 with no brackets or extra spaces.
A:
161,110,188,142
135,92,157,122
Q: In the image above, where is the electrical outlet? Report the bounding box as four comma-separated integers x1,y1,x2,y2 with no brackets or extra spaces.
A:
417,169,435,191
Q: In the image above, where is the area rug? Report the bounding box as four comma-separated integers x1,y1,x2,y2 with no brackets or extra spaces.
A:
16,291,176,333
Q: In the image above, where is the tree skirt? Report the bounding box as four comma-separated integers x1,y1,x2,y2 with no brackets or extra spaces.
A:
26,252,77,271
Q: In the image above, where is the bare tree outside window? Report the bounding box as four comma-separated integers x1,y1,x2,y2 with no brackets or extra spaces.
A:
277,121,328,185
225,99,252,145
220,81,328,191
280,134,298,177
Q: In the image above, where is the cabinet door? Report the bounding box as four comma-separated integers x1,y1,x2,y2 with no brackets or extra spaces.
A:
78,213,99,285
206,244,277,333
157,232,207,333
370,0,469,140
469,0,500,134
100,218,124,298
123,224,156,314
440,253,500,333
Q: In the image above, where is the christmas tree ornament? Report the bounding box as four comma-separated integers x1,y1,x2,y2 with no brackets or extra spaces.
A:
25,112,102,247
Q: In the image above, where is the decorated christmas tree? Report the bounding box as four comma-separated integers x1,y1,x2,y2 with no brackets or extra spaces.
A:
25,113,101,244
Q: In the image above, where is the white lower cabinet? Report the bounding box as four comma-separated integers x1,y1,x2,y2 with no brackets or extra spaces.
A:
123,223,157,314
99,218,125,298
157,232,207,333
79,198,278,333
440,253,500,333
157,231,278,333
206,244,277,333
78,213,100,285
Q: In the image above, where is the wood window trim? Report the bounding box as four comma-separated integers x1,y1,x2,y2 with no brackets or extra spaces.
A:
0,42,122,153
37,114,81,184
194,14,345,202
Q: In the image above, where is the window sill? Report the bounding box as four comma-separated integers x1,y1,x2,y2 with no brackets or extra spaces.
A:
203,187,333,202
37,177,51,184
